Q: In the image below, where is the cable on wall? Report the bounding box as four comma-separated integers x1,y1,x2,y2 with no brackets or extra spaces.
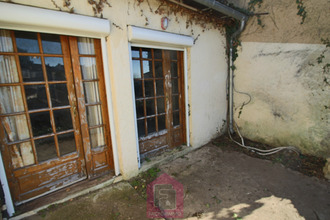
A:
228,122,301,156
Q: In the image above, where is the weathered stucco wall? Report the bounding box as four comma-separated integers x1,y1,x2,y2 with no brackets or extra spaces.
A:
228,0,330,158
228,0,330,44
235,42,329,156
1,0,228,177
190,31,227,148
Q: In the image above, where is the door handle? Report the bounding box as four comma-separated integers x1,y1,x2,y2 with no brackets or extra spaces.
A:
72,105,77,117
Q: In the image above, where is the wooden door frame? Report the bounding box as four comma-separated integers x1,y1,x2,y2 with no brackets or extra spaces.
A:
0,33,88,203
0,32,115,205
130,44,190,166
69,37,114,178
0,3,115,212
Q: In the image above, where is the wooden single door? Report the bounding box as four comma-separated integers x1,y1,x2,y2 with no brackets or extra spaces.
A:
0,30,113,203
132,47,186,155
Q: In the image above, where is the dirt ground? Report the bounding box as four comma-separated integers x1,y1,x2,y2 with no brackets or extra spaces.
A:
24,136,330,220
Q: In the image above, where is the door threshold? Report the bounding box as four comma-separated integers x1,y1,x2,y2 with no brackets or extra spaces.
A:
15,176,87,206
139,144,196,173
12,172,120,220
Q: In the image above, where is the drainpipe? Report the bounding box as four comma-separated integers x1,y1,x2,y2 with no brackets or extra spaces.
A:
191,0,248,134
229,18,247,133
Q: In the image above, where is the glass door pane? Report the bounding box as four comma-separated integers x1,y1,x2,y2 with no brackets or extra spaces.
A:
132,47,167,139
78,37,105,149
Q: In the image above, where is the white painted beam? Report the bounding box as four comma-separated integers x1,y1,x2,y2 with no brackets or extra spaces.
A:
128,26,194,47
0,2,110,38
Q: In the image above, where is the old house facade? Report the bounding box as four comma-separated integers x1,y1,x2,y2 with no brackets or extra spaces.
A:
0,0,329,216
0,0,233,213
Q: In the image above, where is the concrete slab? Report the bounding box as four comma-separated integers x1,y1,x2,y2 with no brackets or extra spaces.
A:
23,182,146,220
17,141,330,220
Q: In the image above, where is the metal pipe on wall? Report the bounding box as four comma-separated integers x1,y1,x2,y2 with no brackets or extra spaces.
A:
191,0,248,134
229,18,247,133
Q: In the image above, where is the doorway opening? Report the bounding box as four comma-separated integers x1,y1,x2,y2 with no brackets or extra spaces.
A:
131,47,186,158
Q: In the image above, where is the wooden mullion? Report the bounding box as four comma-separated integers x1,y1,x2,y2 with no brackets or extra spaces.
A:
88,124,104,130
55,129,75,135
0,82,21,87
0,52,15,56
82,79,100,83
85,102,102,107
79,54,96,58
139,49,148,137
0,111,25,117
28,108,58,114
0,52,63,57
5,138,31,146
52,105,71,111
19,81,46,85
37,33,43,54
144,115,158,119
43,54,67,58
141,96,166,100
32,132,55,140
47,81,67,84
155,95,166,99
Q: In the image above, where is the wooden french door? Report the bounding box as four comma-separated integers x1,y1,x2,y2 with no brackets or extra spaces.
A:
0,30,113,203
132,47,186,155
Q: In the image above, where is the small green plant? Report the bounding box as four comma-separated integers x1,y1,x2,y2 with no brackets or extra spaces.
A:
145,167,160,178
248,0,263,11
314,38,330,86
296,0,307,24
233,213,243,220
225,19,241,70
129,167,161,199
248,0,264,28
